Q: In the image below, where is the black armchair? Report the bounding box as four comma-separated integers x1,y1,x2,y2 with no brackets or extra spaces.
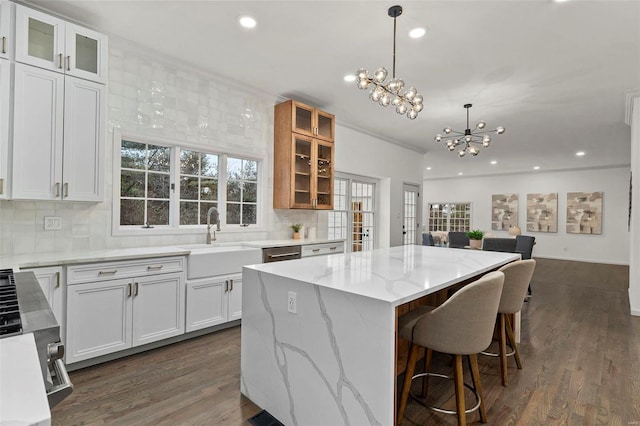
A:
448,232,470,248
482,237,517,253
422,233,435,246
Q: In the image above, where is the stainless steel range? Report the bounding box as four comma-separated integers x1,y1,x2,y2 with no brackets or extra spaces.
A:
0,268,73,407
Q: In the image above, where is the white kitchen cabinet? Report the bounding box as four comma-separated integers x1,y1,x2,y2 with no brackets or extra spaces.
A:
11,63,105,201
0,59,9,199
25,266,66,342
186,273,242,332
66,257,185,364
14,4,107,84
0,1,12,60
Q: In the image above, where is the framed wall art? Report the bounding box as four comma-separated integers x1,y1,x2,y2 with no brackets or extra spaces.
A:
491,194,518,231
526,193,558,233
566,191,603,235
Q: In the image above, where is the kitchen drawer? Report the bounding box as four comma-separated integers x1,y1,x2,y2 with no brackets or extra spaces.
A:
301,242,344,258
67,256,185,285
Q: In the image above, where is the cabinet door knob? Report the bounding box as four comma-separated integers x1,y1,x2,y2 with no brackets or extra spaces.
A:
229,279,233,292
55,272,60,288
63,183,69,198
224,280,229,293
58,53,63,69
0,178,3,195
127,283,132,297
66,56,71,71
55,182,61,197
135,282,139,296
1,37,6,54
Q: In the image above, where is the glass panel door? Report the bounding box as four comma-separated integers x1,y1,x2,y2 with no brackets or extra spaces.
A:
15,6,64,72
66,23,108,84
292,102,313,136
293,136,312,207
315,141,333,209
352,181,375,252
316,110,334,141
403,183,420,245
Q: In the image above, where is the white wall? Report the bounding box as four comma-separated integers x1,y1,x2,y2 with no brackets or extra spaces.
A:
335,126,424,248
423,166,630,265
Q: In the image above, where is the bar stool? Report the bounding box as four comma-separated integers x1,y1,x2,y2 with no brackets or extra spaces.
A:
397,271,505,426
481,259,536,386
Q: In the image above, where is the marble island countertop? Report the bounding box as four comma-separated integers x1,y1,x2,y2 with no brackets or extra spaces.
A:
2,238,344,270
246,245,520,306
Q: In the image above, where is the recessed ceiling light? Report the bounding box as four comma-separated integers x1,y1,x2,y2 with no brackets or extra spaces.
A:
576,151,585,156
426,166,432,170
458,172,463,176
490,160,497,165
239,16,257,29
533,166,540,170
344,74,356,83
409,27,426,39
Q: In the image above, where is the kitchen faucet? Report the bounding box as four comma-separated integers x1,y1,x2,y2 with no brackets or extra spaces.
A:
206,207,221,244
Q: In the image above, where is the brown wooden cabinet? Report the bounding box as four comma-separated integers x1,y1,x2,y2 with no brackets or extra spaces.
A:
274,100,335,209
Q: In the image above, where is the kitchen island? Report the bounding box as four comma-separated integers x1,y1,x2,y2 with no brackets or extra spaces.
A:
240,245,520,426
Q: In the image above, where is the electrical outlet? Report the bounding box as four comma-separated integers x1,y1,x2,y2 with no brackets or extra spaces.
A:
44,216,62,230
287,291,297,314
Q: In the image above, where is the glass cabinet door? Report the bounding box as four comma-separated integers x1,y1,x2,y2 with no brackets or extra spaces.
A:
15,5,65,72
0,1,11,60
292,102,314,137
65,23,108,84
315,110,335,142
314,141,334,209
292,135,312,208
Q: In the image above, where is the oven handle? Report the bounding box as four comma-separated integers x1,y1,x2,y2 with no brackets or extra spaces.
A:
47,358,74,408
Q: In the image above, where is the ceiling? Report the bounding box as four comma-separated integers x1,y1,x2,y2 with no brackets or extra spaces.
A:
23,0,640,179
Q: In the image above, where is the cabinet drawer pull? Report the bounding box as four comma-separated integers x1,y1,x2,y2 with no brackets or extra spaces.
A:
312,249,320,253
98,269,118,275
58,53,63,69
134,282,139,296
55,272,60,288
224,280,229,293
127,283,132,297
1,37,6,54
55,182,60,197
229,279,233,292
329,246,337,250
147,264,164,271
63,182,69,198
66,55,71,71
269,252,300,258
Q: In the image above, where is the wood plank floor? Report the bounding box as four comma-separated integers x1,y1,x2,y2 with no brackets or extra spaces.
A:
52,258,640,425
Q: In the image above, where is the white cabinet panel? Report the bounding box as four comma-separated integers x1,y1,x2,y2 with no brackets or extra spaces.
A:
15,5,107,84
185,278,227,332
66,278,132,364
132,272,184,346
0,59,10,198
27,266,65,342
0,1,12,60
12,63,63,200
62,77,105,201
228,277,242,321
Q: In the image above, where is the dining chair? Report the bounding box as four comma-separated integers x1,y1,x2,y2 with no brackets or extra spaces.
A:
447,232,470,248
422,233,435,246
515,235,536,295
397,271,505,426
482,237,517,253
481,259,536,386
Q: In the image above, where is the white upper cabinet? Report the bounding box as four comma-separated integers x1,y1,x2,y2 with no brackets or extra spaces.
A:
0,60,9,199
14,4,107,84
0,1,12,60
12,63,105,201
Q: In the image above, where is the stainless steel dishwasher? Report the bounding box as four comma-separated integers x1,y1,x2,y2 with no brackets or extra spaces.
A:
262,246,302,263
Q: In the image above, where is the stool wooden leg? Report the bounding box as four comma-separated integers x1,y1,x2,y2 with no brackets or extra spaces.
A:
422,348,433,398
499,313,509,386
453,354,467,426
505,314,523,369
469,354,487,423
398,343,420,425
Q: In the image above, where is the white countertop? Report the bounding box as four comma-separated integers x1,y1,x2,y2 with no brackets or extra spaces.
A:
0,333,51,426
2,239,344,270
245,245,520,306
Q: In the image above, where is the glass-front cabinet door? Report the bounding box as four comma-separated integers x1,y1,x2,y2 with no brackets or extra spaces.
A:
292,102,315,138
292,135,312,208
0,0,12,60
314,141,334,209
315,110,335,142
15,4,108,84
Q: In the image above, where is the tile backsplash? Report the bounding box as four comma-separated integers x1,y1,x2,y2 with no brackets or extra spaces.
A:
0,39,327,258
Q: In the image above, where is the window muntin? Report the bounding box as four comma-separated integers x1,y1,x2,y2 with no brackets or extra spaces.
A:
117,135,261,230
428,202,471,232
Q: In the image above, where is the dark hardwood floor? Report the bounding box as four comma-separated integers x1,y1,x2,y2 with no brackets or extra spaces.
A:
52,258,640,425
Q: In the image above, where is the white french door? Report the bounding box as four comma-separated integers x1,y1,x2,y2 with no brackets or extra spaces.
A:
403,183,420,245
329,174,377,252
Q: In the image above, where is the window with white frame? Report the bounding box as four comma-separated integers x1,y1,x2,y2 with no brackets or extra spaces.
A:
117,135,261,231
328,174,376,252
428,202,471,232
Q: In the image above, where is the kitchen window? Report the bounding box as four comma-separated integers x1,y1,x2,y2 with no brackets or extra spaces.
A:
428,202,472,232
115,135,262,232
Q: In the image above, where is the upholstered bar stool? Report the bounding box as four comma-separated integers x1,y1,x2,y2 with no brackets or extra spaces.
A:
481,259,536,386
397,271,505,426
